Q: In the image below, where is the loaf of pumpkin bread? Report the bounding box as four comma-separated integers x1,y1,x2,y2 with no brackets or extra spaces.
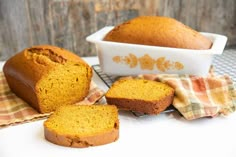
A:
104,16,212,50
3,45,92,113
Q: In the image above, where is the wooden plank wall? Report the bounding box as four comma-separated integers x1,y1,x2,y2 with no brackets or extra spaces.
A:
0,0,235,60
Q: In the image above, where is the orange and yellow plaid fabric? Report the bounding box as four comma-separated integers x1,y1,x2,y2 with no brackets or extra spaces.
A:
0,72,104,128
139,72,236,120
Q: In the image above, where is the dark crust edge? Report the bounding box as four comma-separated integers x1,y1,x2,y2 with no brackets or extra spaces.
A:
106,92,174,115
44,120,119,148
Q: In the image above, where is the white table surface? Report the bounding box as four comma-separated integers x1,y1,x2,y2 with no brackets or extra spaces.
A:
0,56,236,157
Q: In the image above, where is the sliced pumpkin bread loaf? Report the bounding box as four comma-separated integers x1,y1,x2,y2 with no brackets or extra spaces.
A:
3,45,92,113
105,79,174,114
44,105,119,148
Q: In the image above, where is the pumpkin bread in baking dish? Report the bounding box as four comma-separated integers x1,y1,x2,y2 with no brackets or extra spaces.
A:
104,16,212,50
3,45,92,113
105,79,174,115
44,105,119,148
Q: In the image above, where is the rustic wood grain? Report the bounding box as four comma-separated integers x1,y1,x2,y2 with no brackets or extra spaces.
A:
0,0,32,59
0,0,235,61
157,0,236,42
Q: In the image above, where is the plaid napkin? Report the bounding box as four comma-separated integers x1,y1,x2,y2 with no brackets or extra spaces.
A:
134,70,236,120
0,72,104,128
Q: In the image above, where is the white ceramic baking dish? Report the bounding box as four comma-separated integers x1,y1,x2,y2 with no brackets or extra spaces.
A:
86,26,227,76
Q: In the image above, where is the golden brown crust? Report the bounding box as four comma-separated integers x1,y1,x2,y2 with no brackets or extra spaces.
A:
3,45,92,113
106,92,174,115
104,16,212,50
29,45,89,64
3,45,91,90
44,120,119,148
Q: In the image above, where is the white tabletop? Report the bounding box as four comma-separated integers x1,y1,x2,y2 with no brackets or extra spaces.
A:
0,57,236,157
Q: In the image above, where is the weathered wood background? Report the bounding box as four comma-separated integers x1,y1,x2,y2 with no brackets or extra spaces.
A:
0,0,235,60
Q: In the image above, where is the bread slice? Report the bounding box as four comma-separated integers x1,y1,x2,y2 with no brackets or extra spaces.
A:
3,45,92,113
104,16,212,50
44,105,119,148
105,79,174,114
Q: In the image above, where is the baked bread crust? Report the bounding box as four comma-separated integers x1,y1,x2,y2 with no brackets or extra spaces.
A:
44,122,119,148
106,94,174,115
104,16,212,50
3,45,92,113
